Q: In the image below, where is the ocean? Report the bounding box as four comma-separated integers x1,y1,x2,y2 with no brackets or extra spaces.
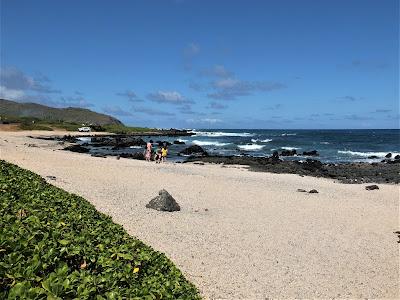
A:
82,129,400,163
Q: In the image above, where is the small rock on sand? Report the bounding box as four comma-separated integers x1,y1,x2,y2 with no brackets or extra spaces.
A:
365,185,379,190
297,189,307,192
146,189,180,212
309,189,319,193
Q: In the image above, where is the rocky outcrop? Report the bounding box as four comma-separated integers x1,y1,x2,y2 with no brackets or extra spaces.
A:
173,140,186,145
63,144,90,153
280,149,297,156
385,153,392,158
180,145,208,157
146,190,181,212
302,150,319,156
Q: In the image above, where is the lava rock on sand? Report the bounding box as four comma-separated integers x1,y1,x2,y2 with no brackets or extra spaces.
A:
63,144,90,153
146,189,181,212
180,145,208,157
365,185,379,190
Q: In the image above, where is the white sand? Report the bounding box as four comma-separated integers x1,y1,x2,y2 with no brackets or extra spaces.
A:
1,130,399,299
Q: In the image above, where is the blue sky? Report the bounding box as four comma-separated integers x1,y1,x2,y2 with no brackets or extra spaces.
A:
1,0,398,129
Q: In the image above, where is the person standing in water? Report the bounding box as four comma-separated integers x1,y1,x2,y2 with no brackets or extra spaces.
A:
145,140,153,162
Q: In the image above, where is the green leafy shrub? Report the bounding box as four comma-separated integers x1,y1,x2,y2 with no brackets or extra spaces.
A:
0,161,201,299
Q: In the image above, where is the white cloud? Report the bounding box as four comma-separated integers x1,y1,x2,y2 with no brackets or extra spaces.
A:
147,91,194,105
0,86,26,100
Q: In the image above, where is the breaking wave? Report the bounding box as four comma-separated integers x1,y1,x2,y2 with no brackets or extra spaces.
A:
238,144,265,151
192,140,231,147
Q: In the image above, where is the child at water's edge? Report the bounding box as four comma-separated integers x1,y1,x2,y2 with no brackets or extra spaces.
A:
161,146,168,162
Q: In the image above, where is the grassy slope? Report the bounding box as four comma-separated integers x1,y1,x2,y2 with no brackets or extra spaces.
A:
0,99,122,126
0,161,200,299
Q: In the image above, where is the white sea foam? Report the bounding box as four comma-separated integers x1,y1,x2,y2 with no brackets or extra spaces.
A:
281,146,301,150
320,142,330,144
338,150,400,158
76,137,91,142
192,130,255,137
251,138,273,143
281,133,297,136
192,140,231,147
129,146,143,149
178,139,188,143
238,144,265,151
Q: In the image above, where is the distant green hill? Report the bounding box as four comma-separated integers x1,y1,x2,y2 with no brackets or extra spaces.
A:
0,99,123,126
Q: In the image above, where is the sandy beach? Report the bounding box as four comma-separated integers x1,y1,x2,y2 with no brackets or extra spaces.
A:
1,130,399,299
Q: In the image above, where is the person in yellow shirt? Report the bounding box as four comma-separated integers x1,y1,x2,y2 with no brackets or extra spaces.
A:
161,146,168,163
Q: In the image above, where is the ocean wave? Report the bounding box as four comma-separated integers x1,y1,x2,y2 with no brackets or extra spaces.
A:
238,144,265,151
281,146,301,150
129,146,143,149
192,140,231,147
251,138,273,143
76,137,91,142
178,139,188,143
281,133,297,136
320,142,330,144
338,150,400,158
192,130,255,137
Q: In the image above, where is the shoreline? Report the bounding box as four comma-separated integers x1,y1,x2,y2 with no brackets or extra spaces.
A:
35,132,400,185
1,130,399,298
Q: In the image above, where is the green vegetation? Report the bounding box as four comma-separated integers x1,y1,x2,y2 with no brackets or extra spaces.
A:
0,161,201,299
0,99,122,126
0,115,156,133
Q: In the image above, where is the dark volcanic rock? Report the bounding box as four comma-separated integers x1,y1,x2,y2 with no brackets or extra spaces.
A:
395,155,400,160
385,153,392,158
119,152,145,160
185,154,400,184
368,155,379,159
309,189,319,193
156,140,172,146
297,189,307,192
146,189,180,212
299,159,323,172
365,185,379,190
302,150,319,156
63,144,90,153
281,149,297,156
91,153,107,158
173,140,186,145
180,145,208,157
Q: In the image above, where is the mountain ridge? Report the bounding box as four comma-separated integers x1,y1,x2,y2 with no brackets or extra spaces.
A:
0,99,123,125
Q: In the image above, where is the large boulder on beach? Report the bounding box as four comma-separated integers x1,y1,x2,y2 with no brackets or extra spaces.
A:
180,145,208,157
63,144,90,153
395,155,400,160
385,153,392,158
302,150,319,156
146,189,180,212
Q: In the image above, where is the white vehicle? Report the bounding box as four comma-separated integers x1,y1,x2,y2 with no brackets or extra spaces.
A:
78,126,91,132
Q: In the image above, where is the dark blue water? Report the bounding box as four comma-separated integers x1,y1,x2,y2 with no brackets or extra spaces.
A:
79,129,400,163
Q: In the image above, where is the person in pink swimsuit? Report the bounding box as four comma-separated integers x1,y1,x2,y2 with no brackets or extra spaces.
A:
145,140,153,161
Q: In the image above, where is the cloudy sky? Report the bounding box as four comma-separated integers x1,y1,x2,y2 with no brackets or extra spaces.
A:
1,0,398,129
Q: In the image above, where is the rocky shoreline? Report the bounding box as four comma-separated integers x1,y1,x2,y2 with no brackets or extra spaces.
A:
185,154,400,184
30,134,400,184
